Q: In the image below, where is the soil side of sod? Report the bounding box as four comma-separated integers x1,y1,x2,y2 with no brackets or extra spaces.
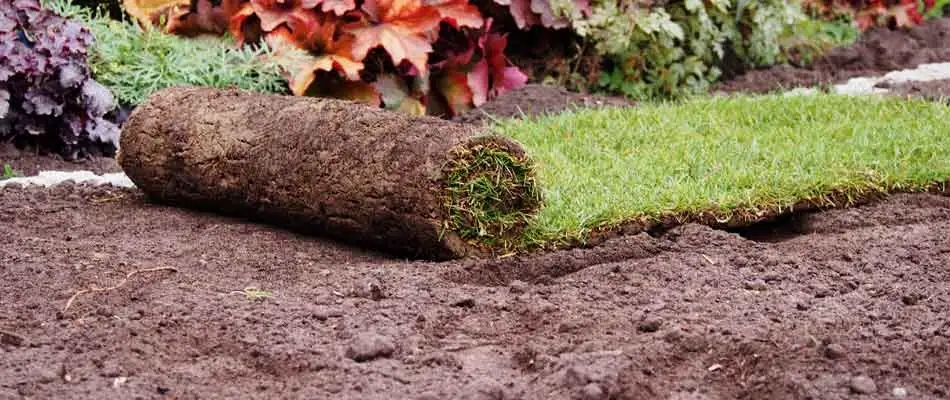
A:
2,184,949,399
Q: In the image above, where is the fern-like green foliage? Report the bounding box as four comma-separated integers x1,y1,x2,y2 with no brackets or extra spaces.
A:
573,0,806,100
42,0,288,106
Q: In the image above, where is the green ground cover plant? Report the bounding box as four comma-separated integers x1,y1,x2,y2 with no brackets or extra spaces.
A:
1,164,20,180
43,0,288,106
488,93,950,249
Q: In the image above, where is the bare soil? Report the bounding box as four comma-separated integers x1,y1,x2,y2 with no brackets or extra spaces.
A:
878,78,950,101
0,143,121,176
453,84,635,125
714,17,950,94
4,19,950,399
2,184,949,399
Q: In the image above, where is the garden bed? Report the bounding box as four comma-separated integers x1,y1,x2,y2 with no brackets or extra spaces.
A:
3,9,950,400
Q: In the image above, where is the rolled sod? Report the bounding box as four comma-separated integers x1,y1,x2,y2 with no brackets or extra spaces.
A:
117,87,541,260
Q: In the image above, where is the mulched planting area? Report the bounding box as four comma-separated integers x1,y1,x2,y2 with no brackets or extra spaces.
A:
2,185,949,399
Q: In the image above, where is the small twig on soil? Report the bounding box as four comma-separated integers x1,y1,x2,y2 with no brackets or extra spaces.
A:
90,192,127,203
62,266,179,313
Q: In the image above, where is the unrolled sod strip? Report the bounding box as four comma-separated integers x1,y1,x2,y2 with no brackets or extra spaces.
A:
117,87,541,260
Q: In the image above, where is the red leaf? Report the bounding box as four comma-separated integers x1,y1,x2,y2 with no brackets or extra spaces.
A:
321,0,357,15
530,0,588,29
230,3,263,46
251,0,320,31
468,58,489,106
346,0,442,75
492,0,539,29
423,0,483,29
264,12,364,95
481,27,527,99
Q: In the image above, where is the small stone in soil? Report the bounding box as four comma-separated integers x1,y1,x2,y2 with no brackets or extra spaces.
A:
580,383,604,400
744,279,768,291
823,343,847,359
345,333,396,362
465,378,506,400
637,319,662,333
892,387,908,397
508,280,529,294
849,375,877,394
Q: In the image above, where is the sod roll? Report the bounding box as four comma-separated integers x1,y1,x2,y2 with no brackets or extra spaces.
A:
117,87,541,260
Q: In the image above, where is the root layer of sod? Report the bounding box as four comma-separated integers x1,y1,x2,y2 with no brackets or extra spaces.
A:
495,93,950,250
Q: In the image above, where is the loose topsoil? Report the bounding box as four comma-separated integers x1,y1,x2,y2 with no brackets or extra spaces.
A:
878,78,950,101
4,18,950,399
714,17,950,94
2,184,949,399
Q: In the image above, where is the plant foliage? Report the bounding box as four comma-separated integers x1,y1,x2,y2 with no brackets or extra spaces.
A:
126,0,528,117
802,0,941,31
44,0,289,106
1,0,121,159
571,0,805,100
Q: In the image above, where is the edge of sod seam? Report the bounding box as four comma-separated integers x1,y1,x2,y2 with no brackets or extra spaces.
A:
575,181,950,249
474,93,950,256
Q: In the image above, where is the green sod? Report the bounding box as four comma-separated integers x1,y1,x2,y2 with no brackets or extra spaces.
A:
490,93,950,249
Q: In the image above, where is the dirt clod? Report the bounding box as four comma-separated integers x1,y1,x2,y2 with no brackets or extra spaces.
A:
850,375,878,394
823,343,847,360
744,279,769,291
345,333,397,362
637,319,662,333
579,383,605,400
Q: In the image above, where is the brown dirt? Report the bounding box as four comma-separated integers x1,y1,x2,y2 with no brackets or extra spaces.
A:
0,143,121,176
118,86,538,260
877,78,950,102
2,183,950,399
453,84,635,125
714,17,950,94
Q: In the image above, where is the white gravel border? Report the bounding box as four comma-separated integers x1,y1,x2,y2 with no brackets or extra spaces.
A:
0,170,135,188
785,62,950,97
3,61,949,190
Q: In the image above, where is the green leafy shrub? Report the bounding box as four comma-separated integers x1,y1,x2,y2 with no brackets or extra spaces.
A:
43,0,288,107
566,0,805,100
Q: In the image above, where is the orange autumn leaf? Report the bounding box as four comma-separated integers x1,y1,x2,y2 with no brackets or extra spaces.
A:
265,11,363,95
346,0,442,75
121,0,190,28
423,0,483,29
320,0,357,16
229,3,263,46
251,0,320,31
